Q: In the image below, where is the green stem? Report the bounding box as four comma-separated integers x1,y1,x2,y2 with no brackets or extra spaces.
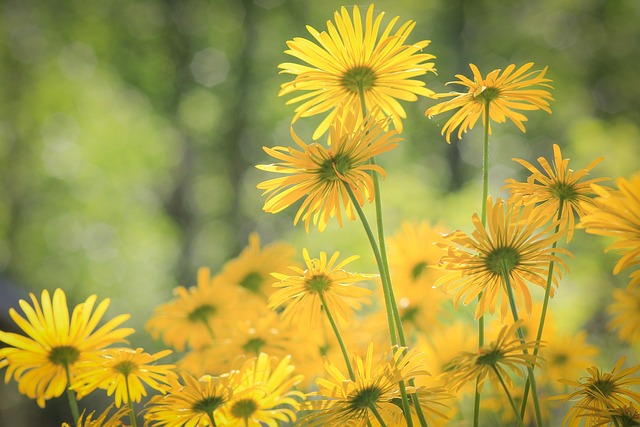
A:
207,412,217,427
369,404,389,427
64,364,80,425
318,292,355,381
503,268,544,427
520,205,564,418
125,375,138,427
491,366,525,427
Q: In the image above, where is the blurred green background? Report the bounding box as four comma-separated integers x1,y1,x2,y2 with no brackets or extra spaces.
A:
1,0,639,425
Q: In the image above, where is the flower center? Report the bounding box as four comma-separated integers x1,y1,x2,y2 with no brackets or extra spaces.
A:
242,337,266,355
401,305,420,324
476,347,503,367
192,395,226,414
589,377,615,397
188,304,217,324
230,398,258,419
553,353,568,365
306,274,331,293
411,261,429,281
485,246,521,276
349,385,382,410
113,360,137,377
549,180,578,202
341,66,376,93
48,345,81,367
477,86,500,103
319,153,353,182
239,271,263,293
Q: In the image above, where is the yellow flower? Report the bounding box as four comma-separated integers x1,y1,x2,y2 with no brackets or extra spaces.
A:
586,401,640,427
505,143,608,242
444,322,539,392
436,197,570,320
540,330,599,392
72,347,176,407
145,372,234,427
0,288,133,407
426,62,553,142
61,404,130,427
299,343,443,427
257,109,400,232
145,267,264,351
608,287,640,345
279,4,436,139
268,249,374,326
214,232,298,298
552,357,640,427
224,353,305,427
579,172,640,288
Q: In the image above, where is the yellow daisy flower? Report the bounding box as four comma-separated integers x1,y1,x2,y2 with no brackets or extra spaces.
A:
299,343,441,427
444,322,539,392
0,288,133,407
279,4,436,139
608,287,640,345
425,62,553,142
145,371,234,427
214,232,297,298
540,330,599,392
587,401,640,427
552,357,640,427
223,353,305,427
579,172,640,289
61,404,130,427
257,109,400,232
145,267,264,351
72,347,177,407
268,248,374,326
505,144,607,242
436,197,570,320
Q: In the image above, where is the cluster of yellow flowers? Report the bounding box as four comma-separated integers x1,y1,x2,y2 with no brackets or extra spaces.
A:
1,4,640,427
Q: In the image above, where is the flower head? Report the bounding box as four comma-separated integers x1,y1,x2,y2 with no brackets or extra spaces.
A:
445,322,539,392
436,197,570,320
0,288,133,407
61,404,129,427
552,357,640,427
299,343,440,426
268,249,374,326
145,372,234,427
72,347,176,407
505,144,607,241
145,267,264,351
257,109,400,232
279,4,436,139
579,172,640,288
426,62,553,142
224,353,305,427
608,287,640,345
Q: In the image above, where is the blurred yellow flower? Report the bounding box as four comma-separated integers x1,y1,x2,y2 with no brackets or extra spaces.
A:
268,249,374,326
436,197,570,320
552,357,640,427
257,109,400,232
539,330,599,392
608,287,640,345
505,143,607,242
61,405,129,427
145,372,234,427
72,347,176,407
426,62,553,142
224,353,304,427
579,172,640,289
145,267,264,351
0,288,133,407
279,4,436,139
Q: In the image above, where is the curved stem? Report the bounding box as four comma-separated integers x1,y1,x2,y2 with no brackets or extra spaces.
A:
64,364,80,425
491,366,525,427
369,404,388,427
503,268,544,427
125,375,138,427
520,204,564,417
318,292,355,381
207,411,218,427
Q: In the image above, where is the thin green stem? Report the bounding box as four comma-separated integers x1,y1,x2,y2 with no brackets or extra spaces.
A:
207,412,218,427
369,404,389,427
318,292,355,381
491,366,525,427
64,364,80,425
503,268,544,427
125,375,138,427
520,204,564,417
